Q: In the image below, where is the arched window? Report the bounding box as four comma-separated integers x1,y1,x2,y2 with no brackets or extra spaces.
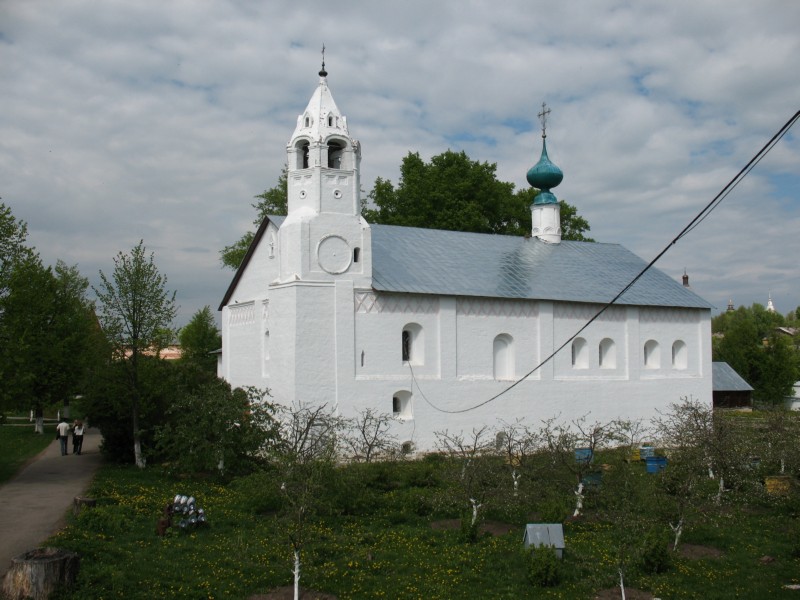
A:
327,115,333,127
327,140,344,168
304,115,311,127
393,390,413,419
672,340,688,370
599,338,616,369
402,323,424,365
493,334,514,380
571,337,589,369
644,340,660,369
295,140,310,169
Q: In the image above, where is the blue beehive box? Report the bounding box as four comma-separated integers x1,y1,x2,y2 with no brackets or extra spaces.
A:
645,456,667,473
523,523,565,559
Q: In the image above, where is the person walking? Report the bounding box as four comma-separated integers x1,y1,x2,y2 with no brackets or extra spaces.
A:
72,420,85,455
56,419,71,456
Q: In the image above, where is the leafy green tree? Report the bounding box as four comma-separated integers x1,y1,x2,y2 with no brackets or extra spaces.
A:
0,254,99,429
364,150,594,241
94,241,177,467
221,152,594,270
156,384,278,476
220,167,288,270
713,305,799,404
178,306,221,374
0,201,34,301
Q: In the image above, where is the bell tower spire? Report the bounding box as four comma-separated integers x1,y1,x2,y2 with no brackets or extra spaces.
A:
278,57,371,286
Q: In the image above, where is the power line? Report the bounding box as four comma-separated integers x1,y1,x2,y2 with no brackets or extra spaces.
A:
413,110,800,415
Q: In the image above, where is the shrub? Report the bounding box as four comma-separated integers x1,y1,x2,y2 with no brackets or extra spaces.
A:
461,515,479,543
638,528,672,574
527,545,561,587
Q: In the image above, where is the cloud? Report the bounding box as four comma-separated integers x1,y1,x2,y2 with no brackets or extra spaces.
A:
1,0,798,326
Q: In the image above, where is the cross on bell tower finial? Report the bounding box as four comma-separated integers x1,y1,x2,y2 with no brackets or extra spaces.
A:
538,102,551,139
319,44,327,77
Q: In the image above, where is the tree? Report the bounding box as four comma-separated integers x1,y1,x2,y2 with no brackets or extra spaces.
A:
0,200,33,302
341,408,397,463
0,255,99,428
713,305,799,404
435,426,503,540
156,385,278,476
220,167,288,270
494,419,545,498
541,416,619,518
178,306,221,374
94,241,177,468
364,150,594,241
272,404,343,600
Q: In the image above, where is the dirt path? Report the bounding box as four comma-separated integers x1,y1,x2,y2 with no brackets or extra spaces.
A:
0,427,102,578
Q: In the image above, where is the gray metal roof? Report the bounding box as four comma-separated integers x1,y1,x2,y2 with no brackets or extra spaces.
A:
371,224,713,309
712,362,754,392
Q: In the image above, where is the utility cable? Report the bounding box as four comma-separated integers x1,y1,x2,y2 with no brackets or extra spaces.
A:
413,109,800,415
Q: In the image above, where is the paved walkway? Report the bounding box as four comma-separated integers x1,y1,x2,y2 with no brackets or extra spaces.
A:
0,428,103,578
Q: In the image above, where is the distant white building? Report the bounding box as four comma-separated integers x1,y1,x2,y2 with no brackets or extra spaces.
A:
218,66,713,451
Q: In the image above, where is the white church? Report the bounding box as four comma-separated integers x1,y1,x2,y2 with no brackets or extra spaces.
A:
218,64,714,451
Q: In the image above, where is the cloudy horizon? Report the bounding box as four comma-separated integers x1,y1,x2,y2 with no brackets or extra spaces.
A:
2,1,798,328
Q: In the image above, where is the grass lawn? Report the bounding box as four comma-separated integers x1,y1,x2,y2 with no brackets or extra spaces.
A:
0,423,55,483
46,458,800,600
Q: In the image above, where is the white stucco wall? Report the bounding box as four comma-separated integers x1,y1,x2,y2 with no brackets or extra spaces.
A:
222,280,713,451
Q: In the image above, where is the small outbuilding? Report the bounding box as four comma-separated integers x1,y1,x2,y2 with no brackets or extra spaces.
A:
712,361,753,409
785,381,800,411
523,523,565,559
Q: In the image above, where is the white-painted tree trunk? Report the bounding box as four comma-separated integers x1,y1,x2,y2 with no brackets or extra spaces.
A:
134,440,146,469
293,549,300,600
34,417,44,434
781,458,786,474
619,568,626,600
715,476,725,505
670,518,684,551
511,470,521,497
573,482,584,518
469,498,482,526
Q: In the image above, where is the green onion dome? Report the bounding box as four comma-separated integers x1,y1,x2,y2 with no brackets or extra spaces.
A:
526,139,563,205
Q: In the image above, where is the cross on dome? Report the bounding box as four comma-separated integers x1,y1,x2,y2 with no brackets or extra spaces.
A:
538,102,551,138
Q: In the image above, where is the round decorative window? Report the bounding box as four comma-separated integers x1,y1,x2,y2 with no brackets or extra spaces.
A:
316,235,351,274
299,190,307,199
333,189,342,199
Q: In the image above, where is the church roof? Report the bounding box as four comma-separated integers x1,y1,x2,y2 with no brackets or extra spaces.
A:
220,216,712,311
370,224,713,309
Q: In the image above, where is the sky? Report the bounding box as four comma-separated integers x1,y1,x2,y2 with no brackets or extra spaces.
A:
1,1,799,328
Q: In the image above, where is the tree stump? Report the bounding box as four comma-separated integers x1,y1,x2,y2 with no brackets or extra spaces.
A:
73,496,96,515
1,547,79,600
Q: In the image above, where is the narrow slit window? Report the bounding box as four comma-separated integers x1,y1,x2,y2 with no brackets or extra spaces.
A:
402,330,411,362
353,247,360,263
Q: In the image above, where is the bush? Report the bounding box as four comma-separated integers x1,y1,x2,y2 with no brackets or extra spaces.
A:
527,545,561,587
461,515,479,543
638,528,672,574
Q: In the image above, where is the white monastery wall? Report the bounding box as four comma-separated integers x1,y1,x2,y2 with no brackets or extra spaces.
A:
229,287,712,451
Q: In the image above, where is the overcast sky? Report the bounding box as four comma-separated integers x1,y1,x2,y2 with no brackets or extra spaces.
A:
2,1,798,328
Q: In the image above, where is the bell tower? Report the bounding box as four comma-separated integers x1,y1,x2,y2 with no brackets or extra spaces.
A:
277,54,371,286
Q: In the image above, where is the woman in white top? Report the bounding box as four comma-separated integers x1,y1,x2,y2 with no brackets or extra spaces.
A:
72,420,85,455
